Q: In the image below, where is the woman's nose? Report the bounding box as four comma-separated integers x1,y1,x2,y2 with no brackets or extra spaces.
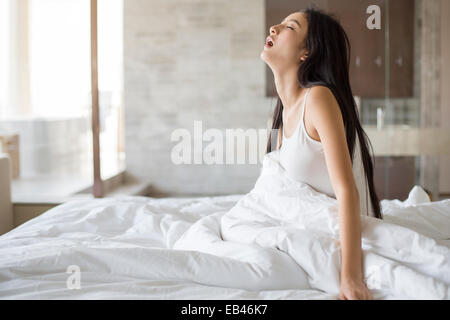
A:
270,25,278,35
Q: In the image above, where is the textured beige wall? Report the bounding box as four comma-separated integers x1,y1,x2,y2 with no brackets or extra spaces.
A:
124,0,274,196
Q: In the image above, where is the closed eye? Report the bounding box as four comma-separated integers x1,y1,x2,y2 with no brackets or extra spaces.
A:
287,26,294,30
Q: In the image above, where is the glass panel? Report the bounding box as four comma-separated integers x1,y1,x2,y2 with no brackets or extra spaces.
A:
357,0,449,201
0,0,126,200
358,0,421,201
0,0,11,119
0,0,93,201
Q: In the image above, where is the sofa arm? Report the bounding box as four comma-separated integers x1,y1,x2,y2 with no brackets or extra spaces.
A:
0,154,13,235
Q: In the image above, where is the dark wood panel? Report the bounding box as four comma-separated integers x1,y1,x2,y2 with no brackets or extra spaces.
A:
373,156,417,200
388,0,415,97
330,0,386,97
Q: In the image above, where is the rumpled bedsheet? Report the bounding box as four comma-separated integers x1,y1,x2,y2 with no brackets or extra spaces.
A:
174,150,450,299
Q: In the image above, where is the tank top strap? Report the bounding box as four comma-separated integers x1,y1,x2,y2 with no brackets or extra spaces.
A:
282,88,313,143
300,88,312,125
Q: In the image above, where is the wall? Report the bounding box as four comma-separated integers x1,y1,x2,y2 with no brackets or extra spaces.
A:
420,0,443,200
123,0,447,197
124,0,273,196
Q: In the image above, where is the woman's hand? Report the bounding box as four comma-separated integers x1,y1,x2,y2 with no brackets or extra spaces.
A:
339,274,373,300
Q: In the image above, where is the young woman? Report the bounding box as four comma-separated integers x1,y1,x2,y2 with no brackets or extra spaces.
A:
261,6,383,300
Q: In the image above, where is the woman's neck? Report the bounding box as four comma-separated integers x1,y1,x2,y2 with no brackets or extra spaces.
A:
273,67,306,111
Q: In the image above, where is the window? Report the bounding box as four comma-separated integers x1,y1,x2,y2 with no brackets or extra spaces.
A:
0,0,124,200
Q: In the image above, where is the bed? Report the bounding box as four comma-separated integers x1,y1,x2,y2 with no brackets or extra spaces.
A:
0,150,449,300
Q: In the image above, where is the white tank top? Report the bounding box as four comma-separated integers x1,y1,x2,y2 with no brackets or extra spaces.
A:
279,87,375,217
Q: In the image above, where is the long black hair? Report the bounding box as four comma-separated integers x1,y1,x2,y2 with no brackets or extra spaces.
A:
266,5,383,219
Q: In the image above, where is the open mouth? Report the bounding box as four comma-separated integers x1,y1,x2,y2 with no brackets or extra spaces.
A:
265,40,273,48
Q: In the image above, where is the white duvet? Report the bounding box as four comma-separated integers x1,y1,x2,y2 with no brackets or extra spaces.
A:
0,150,449,299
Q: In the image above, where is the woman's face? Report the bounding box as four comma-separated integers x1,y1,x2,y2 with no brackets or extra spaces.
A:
261,12,309,71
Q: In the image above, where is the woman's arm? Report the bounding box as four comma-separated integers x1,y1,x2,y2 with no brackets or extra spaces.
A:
307,86,372,300
336,189,372,298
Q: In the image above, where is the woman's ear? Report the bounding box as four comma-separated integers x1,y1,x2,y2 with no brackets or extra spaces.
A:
300,52,308,62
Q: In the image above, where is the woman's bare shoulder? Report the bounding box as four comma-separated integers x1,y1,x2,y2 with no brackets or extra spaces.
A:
308,85,342,120
309,85,335,101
